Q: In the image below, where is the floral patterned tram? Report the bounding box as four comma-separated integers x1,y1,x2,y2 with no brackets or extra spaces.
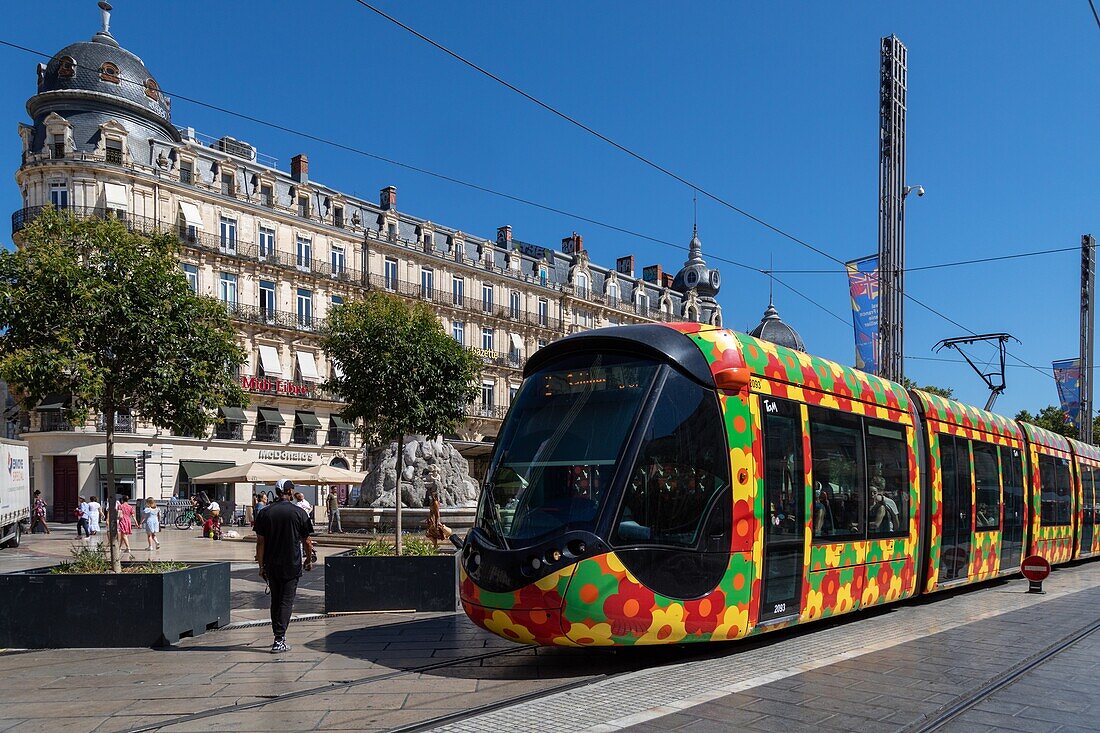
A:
459,323,1097,646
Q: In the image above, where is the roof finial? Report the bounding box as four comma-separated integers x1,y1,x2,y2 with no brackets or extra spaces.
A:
692,189,698,238
768,253,774,306
98,2,112,35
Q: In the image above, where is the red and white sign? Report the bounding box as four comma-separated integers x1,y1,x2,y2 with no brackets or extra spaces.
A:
1020,555,1051,582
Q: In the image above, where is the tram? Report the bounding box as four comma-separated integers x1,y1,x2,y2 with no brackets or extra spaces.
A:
458,323,1099,646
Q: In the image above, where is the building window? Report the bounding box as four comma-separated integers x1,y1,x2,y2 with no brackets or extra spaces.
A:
219,216,237,254
58,56,76,79
537,338,547,350
452,320,465,344
49,181,68,209
51,134,65,160
298,195,310,218
482,284,494,313
331,244,346,276
421,267,434,298
333,205,344,228
576,273,589,299
259,280,276,321
452,276,464,306
539,265,548,286
509,290,521,318
573,308,593,328
105,138,123,165
481,381,495,411
296,236,312,270
538,298,549,326
383,257,398,291
296,288,313,329
144,78,160,101
331,295,343,307
221,172,235,197
258,226,275,259
608,282,619,306
482,328,494,352
423,232,433,250
260,183,274,207
183,264,198,294
509,384,519,405
638,293,650,316
179,159,193,185
99,62,120,83
387,222,397,240
218,272,238,306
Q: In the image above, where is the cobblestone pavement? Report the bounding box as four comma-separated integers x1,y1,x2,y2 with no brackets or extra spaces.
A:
1,532,1097,733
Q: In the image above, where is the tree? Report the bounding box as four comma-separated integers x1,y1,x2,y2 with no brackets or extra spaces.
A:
899,377,955,400
321,291,481,554
0,208,247,571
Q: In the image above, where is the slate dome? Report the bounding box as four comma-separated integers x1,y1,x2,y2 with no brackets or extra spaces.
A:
749,300,806,352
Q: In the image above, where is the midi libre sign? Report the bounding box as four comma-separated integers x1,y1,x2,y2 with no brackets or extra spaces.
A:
239,376,315,398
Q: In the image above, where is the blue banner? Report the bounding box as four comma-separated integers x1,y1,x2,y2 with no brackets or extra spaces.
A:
846,256,880,373
1053,358,1082,426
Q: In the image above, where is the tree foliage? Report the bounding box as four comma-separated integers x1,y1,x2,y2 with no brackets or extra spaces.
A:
321,291,482,553
0,209,247,570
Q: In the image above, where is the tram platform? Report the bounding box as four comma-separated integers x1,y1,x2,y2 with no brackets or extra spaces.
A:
0,558,1095,732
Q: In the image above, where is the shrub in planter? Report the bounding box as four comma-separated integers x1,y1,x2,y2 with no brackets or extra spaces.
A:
0,546,230,648
326,533,458,613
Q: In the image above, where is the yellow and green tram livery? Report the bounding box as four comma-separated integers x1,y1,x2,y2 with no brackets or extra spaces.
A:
458,323,1095,646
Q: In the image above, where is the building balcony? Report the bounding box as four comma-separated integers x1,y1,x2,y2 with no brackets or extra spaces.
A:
465,404,508,420
465,346,524,371
11,206,363,286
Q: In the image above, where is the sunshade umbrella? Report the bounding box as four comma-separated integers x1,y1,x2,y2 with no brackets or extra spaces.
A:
293,464,368,485
192,461,312,484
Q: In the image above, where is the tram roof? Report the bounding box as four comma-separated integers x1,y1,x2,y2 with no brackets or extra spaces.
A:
912,391,1024,441
1068,436,1100,463
1022,422,1073,453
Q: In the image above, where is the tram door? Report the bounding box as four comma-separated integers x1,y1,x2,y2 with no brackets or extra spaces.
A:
759,398,805,622
999,446,1026,568
1080,465,1095,555
939,434,973,583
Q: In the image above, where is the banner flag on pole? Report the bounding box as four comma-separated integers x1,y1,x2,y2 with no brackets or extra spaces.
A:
846,255,880,373
1053,358,1083,426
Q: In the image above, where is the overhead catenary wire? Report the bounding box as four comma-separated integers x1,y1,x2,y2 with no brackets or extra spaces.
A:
349,2,1061,383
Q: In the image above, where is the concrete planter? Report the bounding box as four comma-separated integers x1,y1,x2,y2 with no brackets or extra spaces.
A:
0,561,230,648
325,551,458,612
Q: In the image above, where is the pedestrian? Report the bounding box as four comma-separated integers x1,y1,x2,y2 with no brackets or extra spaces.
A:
326,489,342,534
424,488,452,549
30,490,50,534
142,497,160,550
293,491,311,514
86,496,103,536
254,493,268,515
116,494,135,558
254,479,315,654
76,497,90,538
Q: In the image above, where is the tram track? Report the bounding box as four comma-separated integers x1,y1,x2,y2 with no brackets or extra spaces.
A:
900,615,1100,733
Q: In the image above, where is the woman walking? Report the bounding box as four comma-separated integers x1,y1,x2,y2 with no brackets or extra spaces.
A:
142,497,160,551
117,495,136,558
30,490,50,534
86,496,103,536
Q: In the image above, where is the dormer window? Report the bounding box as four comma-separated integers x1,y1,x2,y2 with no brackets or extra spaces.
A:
333,205,344,228
260,183,274,207
104,138,123,165
99,62,120,84
58,56,76,79
298,195,310,218
221,171,235,197
144,78,160,101
51,134,65,160
178,159,193,184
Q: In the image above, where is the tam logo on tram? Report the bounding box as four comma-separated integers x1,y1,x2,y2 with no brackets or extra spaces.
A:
458,324,1098,646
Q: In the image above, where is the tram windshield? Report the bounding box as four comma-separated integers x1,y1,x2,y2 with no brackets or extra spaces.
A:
476,352,659,546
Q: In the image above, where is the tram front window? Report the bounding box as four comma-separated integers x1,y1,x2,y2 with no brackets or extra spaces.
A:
477,353,659,546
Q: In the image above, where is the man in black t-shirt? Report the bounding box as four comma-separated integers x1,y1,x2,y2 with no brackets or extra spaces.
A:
254,479,315,653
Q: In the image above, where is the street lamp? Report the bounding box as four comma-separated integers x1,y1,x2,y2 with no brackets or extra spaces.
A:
903,184,925,199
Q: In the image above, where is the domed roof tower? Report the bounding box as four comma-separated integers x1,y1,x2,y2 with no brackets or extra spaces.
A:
671,224,722,323
749,297,806,352
25,2,179,164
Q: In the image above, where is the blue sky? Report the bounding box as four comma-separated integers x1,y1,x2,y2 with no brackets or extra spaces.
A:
0,1,1095,417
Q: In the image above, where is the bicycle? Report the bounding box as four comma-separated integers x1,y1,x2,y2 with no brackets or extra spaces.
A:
174,507,204,530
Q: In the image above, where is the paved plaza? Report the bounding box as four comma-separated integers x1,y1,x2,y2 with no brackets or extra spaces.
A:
0,530,1097,732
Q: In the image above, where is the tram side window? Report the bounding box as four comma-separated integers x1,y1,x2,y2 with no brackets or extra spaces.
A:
1038,454,1073,526
1084,466,1097,526
613,369,731,549
865,422,908,538
809,407,865,540
973,441,1001,530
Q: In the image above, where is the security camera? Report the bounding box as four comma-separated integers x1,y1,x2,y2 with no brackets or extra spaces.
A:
915,185,925,197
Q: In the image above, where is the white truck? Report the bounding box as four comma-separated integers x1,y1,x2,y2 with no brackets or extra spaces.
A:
0,438,29,549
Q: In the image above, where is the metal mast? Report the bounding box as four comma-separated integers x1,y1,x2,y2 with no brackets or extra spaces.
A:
878,35,907,382
1081,234,1095,443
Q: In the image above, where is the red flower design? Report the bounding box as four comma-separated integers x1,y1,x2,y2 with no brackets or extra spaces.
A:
683,590,726,635
899,558,916,594
602,577,656,636
820,571,840,609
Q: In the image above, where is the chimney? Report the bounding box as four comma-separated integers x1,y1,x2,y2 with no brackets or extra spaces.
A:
496,225,512,248
290,154,308,183
661,273,675,289
616,255,635,277
380,185,397,211
642,264,662,284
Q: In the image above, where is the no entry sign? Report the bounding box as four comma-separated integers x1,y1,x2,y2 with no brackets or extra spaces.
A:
1021,555,1050,593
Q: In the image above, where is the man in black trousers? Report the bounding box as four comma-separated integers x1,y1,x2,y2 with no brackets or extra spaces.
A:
254,478,315,654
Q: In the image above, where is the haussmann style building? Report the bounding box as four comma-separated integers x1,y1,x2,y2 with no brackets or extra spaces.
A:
11,5,729,520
